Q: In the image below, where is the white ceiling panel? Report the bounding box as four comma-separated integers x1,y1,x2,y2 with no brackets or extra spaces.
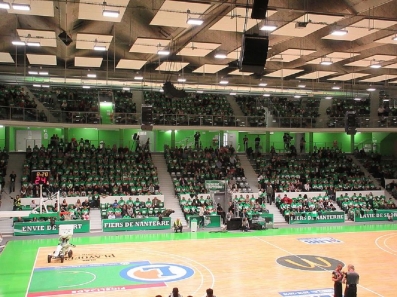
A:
344,54,396,67
116,59,147,70
150,1,210,28
297,71,337,79
375,34,397,45
273,14,343,37
228,70,254,76
322,19,397,41
270,49,316,63
75,57,103,67
129,38,170,54
385,63,397,69
360,75,397,83
7,1,54,17
76,34,113,50
155,62,189,72
265,69,304,78
210,8,276,32
177,42,221,57
17,30,57,47
0,52,14,63
327,73,370,81
389,80,397,84
79,0,129,22
27,54,57,66
193,64,228,74
227,47,241,60
306,52,360,64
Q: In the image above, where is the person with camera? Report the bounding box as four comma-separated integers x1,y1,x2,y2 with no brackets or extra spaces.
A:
332,263,344,297
343,264,359,297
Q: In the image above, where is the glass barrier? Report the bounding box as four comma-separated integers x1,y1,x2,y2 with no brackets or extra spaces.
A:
2,106,397,128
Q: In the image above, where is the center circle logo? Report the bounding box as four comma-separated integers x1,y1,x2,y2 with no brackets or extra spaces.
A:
120,263,194,282
276,255,344,271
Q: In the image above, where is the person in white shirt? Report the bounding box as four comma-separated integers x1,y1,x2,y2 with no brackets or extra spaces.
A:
107,212,115,219
198,205,205,228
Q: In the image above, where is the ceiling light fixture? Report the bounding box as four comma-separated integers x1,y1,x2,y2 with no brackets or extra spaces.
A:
93,45,106,51
103,10,119,18
260,24,277,32
27,42,40,47
298,84,306,88
12,41,25,46
325,96,333,99
177,78,186,83
87,73,97,78
331,29,348,36
39,71,48,75
122,87,130,91
392,35,397,41
33,84,41,88
367,86,376,91
196,90,203,93
219,80,229,85
187,9,203,26
82,86,91,89
294,95,301,98
230,92,236,95
354,97,361,101
320,57,333,65
259,82,267,87
28,71,38,75
134,75,143,80
332,85,341,90
214,53,227,59
42,85,50,88
263,94,270,97
370,60,381,69
0,1,10,9
12,3,30,11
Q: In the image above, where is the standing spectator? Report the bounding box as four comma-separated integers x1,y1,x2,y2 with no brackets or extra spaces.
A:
198,204,205,228
243,135,248,152
254,135,260,150
300,137,306,153
241,217,250,232
194,132,201,149
266,183,274,205
9,171,16,193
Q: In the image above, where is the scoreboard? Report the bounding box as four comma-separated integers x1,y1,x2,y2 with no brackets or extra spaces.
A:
30,170,50,185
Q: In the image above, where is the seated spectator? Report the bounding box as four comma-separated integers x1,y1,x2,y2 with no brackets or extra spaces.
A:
60,199,68,212
108,212,115,219
75,199,82,210
30,199,37,209
173,218,183,233
81,206,90,220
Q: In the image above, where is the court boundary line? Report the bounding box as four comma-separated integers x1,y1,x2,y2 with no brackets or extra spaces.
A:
255,236,385,297
25,246,41,297
58,271,97,288
384,233,397,253
375,232,397,257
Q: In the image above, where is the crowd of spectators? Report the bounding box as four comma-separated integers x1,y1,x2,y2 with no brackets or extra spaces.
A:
234,95,266,127
255,146,379,193
144,92,236,126
20,137,160,200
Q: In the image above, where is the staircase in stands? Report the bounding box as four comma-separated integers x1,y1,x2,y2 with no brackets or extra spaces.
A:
151,153,187,227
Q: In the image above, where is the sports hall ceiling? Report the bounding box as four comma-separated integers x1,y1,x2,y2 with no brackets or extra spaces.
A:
1,0,397,95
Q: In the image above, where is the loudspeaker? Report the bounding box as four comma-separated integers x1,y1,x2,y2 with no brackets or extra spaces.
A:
163,81,187,98
239,34,269,74
251,0,269,19
58,31,73,46
142,104,153,125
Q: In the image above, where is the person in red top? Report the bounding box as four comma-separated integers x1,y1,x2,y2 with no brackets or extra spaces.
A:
281,194,292,204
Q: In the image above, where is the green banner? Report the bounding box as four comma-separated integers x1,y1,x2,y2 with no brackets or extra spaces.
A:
204,180,226,191
14,220,90,236
354,210,397,222
102,217,171,232
188,215,221,228
289,212,345,224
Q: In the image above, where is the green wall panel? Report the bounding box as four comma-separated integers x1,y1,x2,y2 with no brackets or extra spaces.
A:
313,132,352,152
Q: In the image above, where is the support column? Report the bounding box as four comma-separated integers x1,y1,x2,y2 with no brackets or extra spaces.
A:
5,126,10,151
63,128,69,143
171,130,176,149
265,131,270,153
350,134,355,153
219,131,224,147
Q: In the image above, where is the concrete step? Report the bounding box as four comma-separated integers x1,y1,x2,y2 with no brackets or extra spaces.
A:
89,209,102,231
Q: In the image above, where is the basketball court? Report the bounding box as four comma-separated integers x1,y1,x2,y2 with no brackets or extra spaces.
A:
1,224,396,297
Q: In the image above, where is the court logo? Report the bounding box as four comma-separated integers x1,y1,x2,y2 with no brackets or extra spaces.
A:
279,288,334,297
276,255,343,271
298,237,343,244
120,263,194,283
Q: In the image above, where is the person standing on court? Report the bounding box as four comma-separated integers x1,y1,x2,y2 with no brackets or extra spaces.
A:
343,264,359,297
169,287,182,297
332,263,343,297
9,171,16,193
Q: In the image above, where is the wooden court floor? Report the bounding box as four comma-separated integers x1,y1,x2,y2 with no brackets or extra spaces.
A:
1,225,397,297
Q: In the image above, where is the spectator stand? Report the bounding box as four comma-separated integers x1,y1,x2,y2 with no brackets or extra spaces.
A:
275,191,344,224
